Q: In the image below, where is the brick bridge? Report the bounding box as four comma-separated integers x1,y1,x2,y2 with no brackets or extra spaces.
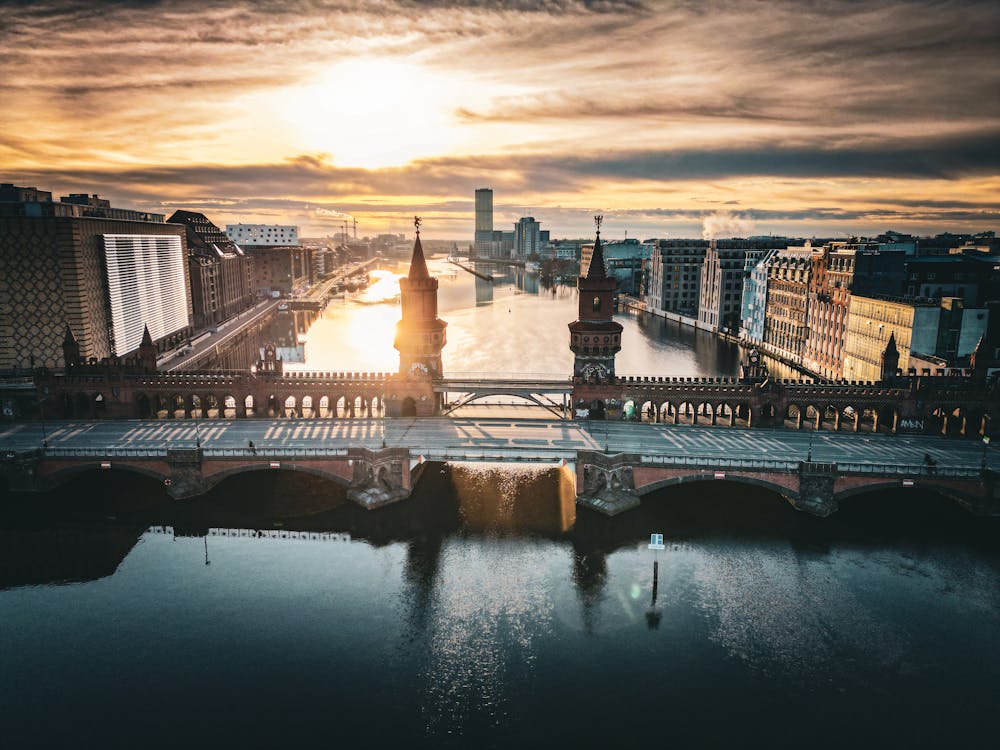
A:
7,364,995,440
2,445,998,518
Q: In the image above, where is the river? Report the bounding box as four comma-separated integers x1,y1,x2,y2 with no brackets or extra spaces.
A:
1,258,997,747
292,258,742,379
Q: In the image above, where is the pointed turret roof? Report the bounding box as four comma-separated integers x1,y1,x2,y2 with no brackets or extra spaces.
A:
884,332,898,353
407,215,429,280
140,324,154,347
63,324,77,346
586,215,607,281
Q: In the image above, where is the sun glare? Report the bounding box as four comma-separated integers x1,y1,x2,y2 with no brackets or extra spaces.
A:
290,59,472,169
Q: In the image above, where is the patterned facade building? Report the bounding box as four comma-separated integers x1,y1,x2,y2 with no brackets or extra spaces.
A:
246,244,312,296
761,246,812,364
169,211,256,328
0,184,192,369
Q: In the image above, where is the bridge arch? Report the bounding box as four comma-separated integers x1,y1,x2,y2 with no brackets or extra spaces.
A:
204,393,222,418
40,462,170,491
136,392,152,419
443,390,563,416
834,482,980,512
203,463,352,492
636,473,799,504
74,392,90,418
401,397,417,417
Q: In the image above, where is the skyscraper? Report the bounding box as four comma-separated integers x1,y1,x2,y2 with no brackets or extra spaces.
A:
474,188,493,255
514,217,541,259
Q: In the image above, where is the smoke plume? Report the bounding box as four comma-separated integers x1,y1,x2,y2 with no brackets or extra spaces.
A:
701,211,756,240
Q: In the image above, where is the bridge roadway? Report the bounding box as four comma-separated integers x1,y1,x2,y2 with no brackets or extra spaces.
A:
1,417,994,470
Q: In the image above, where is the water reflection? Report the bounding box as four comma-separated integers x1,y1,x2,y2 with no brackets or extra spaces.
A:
354,268,402,305
1,470,998,746
290,257,742,378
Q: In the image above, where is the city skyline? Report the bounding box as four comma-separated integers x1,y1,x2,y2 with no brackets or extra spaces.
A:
2,0,999,238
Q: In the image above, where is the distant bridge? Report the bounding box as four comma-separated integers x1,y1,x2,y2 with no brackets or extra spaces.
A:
436,375,573,417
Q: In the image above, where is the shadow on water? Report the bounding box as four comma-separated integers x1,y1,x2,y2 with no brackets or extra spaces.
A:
2,467,996,594
575,481,999,555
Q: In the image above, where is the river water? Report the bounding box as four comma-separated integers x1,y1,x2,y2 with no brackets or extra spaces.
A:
1,259,997,747
293,258,742,378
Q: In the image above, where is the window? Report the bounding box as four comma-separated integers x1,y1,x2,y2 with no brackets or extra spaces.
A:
592,296,601,312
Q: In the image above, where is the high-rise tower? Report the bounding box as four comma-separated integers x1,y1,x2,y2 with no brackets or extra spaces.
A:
395,216,447,377
569,216,622,380
474,188,493,255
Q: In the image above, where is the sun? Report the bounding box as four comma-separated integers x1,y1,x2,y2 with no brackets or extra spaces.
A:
289,58,470,169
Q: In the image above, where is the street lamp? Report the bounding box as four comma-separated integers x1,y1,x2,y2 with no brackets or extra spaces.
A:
37,387,49,449
806,430,814,463
381,401,387,449
195,420,201,448
981,435,991,471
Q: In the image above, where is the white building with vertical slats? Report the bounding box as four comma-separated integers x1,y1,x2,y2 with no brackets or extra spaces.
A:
102,234,189,355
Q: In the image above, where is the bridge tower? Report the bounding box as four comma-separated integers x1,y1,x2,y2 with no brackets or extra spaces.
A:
880,332,899,381
569,216,622,380
395,217,447,377
62,324,81,369
138,324,158,371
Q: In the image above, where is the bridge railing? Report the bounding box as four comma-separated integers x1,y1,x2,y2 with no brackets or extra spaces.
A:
38,446,354,459
201,447,350,458
443,371,570,381
640,455,800,472
418,447,575,463
42,446,169,458
639,454,982,478
836,461,981,478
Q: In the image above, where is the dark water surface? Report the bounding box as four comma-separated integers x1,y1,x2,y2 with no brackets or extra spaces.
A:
1,469,998,748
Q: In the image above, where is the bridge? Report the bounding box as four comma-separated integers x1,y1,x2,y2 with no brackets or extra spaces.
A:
8,364,995,439
2,418,998,517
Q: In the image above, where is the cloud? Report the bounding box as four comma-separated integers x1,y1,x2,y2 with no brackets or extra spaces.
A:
1,0,998,237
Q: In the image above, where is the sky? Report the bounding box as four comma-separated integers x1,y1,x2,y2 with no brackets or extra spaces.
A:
2,0,999,239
